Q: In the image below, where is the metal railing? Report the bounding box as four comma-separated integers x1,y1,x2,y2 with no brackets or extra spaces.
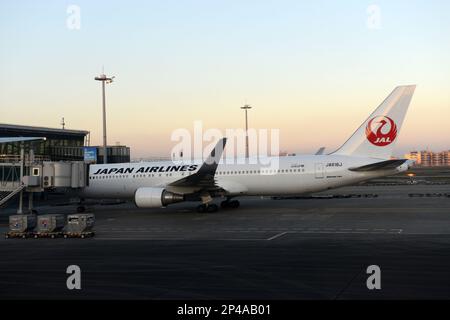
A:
0,155,50,164
0,184,25,207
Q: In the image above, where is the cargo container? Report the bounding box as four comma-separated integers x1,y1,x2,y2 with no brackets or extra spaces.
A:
66,214,95,233
37,214,65,233
9,214,37,233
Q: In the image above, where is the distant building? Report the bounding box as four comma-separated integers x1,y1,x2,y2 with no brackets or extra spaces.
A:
92,145,131,164
278,151,297,156
443,151,450,166
404,150,450,166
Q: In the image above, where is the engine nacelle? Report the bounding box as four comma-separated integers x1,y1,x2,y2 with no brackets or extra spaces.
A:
134,187,184,208
397,159,415,173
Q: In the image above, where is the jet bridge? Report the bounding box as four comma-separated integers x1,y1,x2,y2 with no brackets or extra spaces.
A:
41,161,87,189
0,158,88,213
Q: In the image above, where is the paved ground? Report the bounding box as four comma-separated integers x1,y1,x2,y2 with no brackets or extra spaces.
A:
0,185,449,299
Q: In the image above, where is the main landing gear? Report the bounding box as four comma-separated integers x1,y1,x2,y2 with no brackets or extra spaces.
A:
220,199,240,209
196,194,240,213
196,200,240,213
196,203,219,213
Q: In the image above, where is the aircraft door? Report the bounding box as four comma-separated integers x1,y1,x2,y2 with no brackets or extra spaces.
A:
315,163,324,179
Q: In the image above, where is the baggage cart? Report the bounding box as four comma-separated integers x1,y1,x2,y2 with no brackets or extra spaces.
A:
37,214,65,233
63,214,95,238
9,214,37,233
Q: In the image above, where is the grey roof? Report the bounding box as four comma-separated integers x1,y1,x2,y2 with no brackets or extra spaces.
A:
0,137,46,144
0,123,89,136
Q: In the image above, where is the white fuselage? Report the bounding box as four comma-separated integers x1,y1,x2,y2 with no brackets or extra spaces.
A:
81,154,406,199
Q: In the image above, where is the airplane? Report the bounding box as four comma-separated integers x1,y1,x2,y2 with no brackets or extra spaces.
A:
80,85,416,213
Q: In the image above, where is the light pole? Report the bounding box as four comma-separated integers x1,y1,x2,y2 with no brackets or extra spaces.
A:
94,73,115,164
240,104,252,158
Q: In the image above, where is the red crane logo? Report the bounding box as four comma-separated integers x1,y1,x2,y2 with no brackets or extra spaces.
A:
365,116,397,146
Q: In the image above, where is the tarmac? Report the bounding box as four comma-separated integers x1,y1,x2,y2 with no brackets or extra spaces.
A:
0,184,449,299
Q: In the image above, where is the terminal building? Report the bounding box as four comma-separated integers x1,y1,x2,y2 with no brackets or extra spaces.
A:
0,123,131,212
0,123,89,161
0,123,130,164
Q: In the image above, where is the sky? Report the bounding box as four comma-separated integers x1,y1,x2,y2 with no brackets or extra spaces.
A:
1,0,449,158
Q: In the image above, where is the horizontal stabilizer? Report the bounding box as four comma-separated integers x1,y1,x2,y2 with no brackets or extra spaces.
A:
348,159,408,172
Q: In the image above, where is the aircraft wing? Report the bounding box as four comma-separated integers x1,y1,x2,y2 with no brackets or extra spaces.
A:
168,138,227,189
348,159,409,172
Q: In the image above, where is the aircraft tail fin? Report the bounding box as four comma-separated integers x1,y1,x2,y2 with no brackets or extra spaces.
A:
331,85,416,159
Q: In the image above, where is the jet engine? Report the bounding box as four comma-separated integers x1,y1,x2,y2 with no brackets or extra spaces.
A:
134,187,184,208
397,159,415,173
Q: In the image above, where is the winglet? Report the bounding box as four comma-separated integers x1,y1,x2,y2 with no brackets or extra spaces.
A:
204,137,227,166
315,147,326,155
168,138,227,188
